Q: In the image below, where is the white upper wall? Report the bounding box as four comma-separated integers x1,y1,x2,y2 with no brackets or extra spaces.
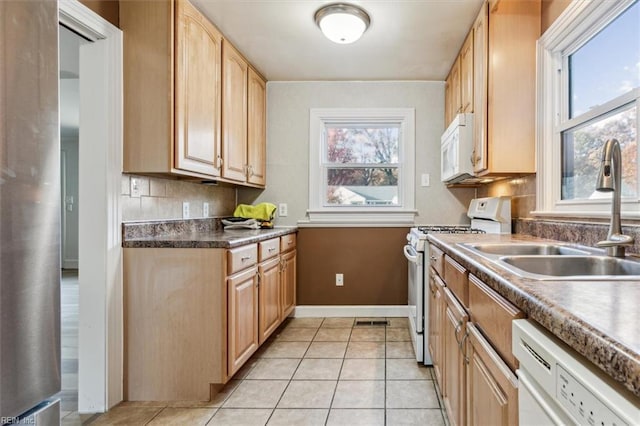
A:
238,81,475,226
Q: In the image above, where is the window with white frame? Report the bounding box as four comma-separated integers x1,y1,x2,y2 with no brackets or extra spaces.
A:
307,108,415,224
537,0,640,217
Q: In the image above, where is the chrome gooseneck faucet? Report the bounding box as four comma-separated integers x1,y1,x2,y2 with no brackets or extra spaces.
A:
595,138,634,257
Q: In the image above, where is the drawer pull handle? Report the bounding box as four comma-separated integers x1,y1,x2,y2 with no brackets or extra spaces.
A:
430,256,437,261
241,256,252,261
268,247,276,252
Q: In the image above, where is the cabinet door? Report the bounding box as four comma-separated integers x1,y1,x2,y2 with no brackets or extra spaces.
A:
444,57,461,127
281,249,296,318
443,288,468,426
247,68,266,186
175,0,222,176
228,266,258,376
472,1,488,174
466,323,518,426
259,257,281,344
222,40,248,182
428,273,445,388
460,30,474,114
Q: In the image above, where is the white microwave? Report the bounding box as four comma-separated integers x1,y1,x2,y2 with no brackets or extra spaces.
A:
441,113,474,183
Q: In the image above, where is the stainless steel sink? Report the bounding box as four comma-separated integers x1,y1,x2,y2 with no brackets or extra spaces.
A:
499,255,640,280
464,243,591,256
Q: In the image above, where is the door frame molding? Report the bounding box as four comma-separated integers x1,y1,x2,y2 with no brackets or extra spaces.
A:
58,0,123,413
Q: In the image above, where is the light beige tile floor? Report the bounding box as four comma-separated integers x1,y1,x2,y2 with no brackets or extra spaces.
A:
78,317,447,425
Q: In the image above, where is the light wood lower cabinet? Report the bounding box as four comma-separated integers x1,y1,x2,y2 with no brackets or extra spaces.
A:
227,266,259,376
466,323,519,426
428,272,445,387
429,245,520,426
123,232,297,401
258,257,281,344
443,287,469,426
124,248,227,401
281,249,297,318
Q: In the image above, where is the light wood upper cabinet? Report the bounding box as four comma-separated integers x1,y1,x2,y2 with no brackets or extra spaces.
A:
472,2,489,173
222,40,268,187
222,40,249,182
247,68,267,186
121,0,267,187
445,0,540,181
445,57,461,127
473,0,540,176
459,31,474,114
174,0,222,176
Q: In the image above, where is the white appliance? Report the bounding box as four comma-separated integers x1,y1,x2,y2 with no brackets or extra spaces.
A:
403,196,512,364
468,196,512,234
441,113,474,183
513,319,639,426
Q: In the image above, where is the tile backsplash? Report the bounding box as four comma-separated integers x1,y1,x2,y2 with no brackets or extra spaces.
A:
477,175,536,219
121,174,236,221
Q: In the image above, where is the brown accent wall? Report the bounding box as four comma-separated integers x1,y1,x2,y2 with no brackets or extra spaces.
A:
297,228,409,306
79,0,119,27
541,0,571,33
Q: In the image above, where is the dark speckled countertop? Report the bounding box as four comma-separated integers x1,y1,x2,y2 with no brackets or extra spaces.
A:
122,218,297,249
428,233,640,398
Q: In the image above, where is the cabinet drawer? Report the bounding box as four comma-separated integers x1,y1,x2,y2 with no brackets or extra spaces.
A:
444,255,469,308
469,274,524,372
259,238,280,261
280,233,296,252
429,244,444,277
228,244,258,274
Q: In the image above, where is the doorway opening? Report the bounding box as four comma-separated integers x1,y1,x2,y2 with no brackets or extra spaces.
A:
58,24,90,417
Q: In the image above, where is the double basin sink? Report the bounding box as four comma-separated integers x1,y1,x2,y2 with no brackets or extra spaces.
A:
462,242,640,280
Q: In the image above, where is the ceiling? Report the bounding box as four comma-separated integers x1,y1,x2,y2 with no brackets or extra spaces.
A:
192,0,484,81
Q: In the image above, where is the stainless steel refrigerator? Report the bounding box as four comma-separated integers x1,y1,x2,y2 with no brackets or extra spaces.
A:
1,1,61,424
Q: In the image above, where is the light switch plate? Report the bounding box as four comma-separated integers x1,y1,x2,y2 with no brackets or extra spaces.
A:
130,177,141,198
421,173,430,187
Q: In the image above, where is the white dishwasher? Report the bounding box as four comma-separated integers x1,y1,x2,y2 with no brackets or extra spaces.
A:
512,319,639,426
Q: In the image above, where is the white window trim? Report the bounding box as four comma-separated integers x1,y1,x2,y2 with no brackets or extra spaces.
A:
535,0,640,219
305,108,416,225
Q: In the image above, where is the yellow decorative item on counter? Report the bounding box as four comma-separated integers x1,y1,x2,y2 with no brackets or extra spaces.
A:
233,203,277,222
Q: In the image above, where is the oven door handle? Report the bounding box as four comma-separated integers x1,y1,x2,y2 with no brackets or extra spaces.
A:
403,245,420,263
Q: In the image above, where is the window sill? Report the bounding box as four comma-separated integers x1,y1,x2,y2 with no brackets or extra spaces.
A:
300,209,417,227
531,210,640,221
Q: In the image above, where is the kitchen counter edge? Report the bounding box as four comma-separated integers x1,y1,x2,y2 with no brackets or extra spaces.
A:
427,233,640,398
122,227,298,249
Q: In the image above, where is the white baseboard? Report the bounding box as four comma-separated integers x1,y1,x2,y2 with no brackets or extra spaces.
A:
293,305,409,318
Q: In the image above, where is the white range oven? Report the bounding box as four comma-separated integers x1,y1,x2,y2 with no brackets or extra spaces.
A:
403,196,512,364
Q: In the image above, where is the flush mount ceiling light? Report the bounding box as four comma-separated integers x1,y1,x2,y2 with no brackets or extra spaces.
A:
314,3,371,44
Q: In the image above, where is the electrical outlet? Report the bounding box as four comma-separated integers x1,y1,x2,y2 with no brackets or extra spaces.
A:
130,177,141,198
203,202,209,217
279,203,288,217
182,202,190,219
421,173,430,187
336,273,344,286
